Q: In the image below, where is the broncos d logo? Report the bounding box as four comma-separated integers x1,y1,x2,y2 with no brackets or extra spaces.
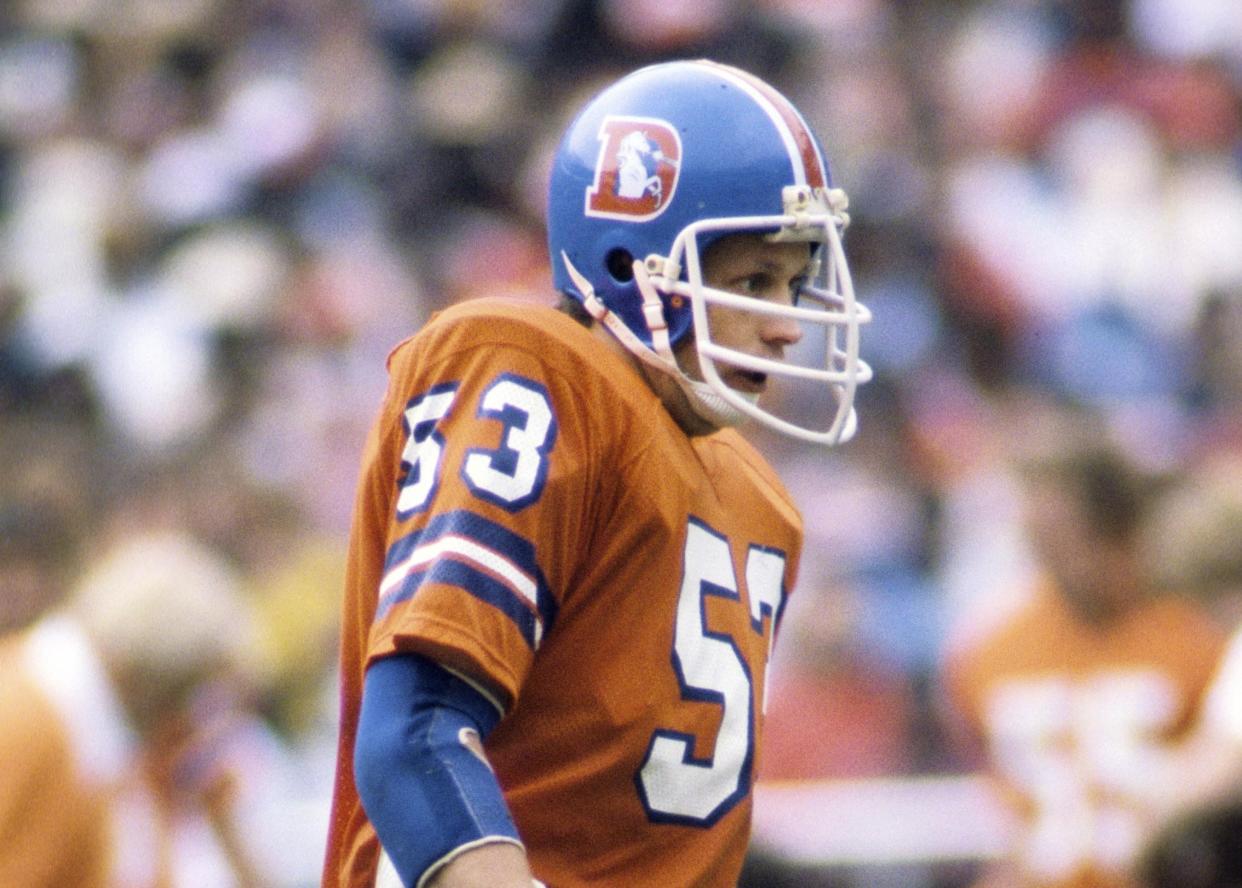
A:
586,116,682,222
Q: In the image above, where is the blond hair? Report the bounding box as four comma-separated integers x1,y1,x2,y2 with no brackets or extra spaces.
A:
70,531,256,696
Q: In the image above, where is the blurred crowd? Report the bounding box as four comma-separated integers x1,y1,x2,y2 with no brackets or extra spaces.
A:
3,0,1242,886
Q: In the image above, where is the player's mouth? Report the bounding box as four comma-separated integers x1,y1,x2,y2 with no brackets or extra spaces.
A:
725,369,768,395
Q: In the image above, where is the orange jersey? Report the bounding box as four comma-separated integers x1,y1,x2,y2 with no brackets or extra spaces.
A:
0,625,114,888
0,616,253,888
944,582,1227,888
323,298,803,888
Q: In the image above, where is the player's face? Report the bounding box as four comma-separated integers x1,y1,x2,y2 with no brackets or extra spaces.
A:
678,232,808,393
1023,480,1139,621
641,232,811,438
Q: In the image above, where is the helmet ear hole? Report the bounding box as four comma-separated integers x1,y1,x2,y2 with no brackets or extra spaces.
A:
606,248,635,282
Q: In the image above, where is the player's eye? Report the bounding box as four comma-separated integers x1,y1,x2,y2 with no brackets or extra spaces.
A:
736,273,769,295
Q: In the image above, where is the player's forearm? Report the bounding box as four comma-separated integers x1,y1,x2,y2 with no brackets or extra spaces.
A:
357,654,530,888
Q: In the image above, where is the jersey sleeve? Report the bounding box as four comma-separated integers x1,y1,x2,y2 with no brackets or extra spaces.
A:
0,662,110,888
360,313,603,709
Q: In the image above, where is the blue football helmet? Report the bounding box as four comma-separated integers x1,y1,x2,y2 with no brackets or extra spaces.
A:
547,59,871,445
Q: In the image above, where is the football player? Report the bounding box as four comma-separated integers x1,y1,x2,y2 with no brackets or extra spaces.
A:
322,59,871,888
943,437,1228,888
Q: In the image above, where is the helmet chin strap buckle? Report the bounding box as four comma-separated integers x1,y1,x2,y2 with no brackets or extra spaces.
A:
645,253,680,281
632,257,672,357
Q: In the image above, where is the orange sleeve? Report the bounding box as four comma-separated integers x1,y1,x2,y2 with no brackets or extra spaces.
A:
0,656,111,888
362,308,605,707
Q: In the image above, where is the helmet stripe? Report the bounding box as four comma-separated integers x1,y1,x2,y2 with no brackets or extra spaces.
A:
696,61,828,190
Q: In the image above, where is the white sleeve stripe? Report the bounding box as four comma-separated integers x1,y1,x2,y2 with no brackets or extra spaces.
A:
379,534,541,612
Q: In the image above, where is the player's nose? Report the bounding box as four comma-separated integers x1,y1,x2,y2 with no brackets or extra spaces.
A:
760,311,803,351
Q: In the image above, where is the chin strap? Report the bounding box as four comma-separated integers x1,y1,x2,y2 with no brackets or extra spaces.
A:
562,250,672,368
561,252,748,430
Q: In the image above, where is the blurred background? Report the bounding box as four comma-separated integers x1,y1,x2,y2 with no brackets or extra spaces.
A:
2,0,1241,886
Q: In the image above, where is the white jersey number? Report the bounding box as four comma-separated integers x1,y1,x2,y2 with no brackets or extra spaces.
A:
638,518,786,826
395,375,555,516
396,383,459,518
986,671,1178,880
463,374,557,511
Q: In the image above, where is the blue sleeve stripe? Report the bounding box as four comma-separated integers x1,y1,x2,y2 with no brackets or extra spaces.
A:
381,561,542,649
377,510,558,647
384,510,540,575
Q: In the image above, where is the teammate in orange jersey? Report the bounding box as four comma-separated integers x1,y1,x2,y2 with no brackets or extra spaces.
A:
0,530,269,888
943,437,1228,888
322,60,871,888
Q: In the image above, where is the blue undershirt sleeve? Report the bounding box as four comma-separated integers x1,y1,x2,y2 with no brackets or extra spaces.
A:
354,652,522,888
